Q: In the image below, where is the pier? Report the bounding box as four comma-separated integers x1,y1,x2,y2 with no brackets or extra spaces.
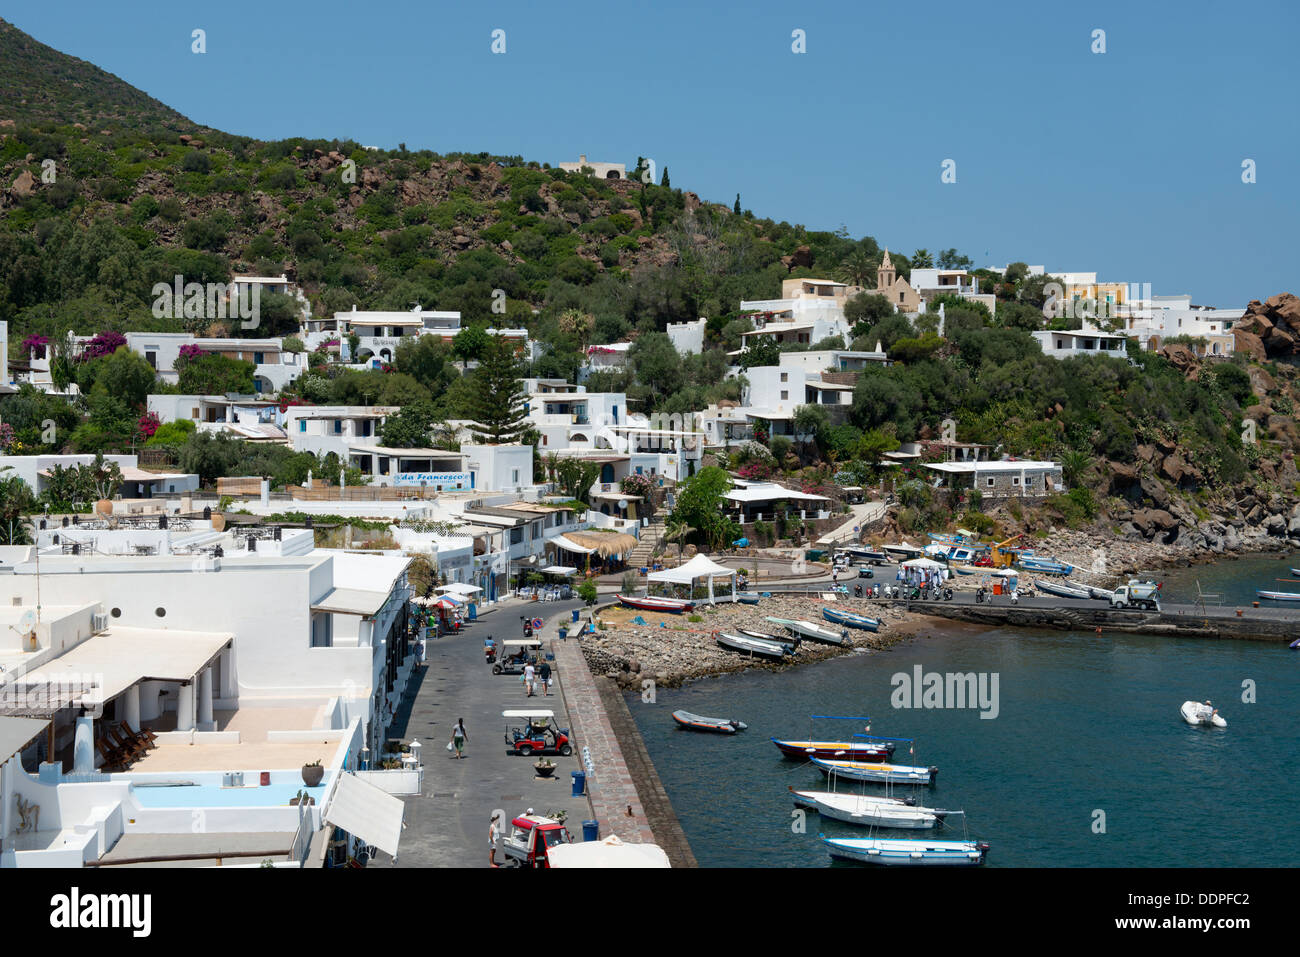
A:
906,593,1300,642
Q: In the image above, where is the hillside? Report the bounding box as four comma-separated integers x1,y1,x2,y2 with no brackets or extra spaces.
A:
0,18,197,132
1,17,1299,553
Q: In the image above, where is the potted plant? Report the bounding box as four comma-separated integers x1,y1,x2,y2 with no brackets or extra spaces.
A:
289,789,316,806
534,758,557,778
301,759,324,787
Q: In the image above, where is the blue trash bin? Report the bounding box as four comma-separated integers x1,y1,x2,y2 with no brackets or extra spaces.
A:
571,609,580,623
558,626,568,641
571,770,586,796
582,820,599,842
468,603,477,621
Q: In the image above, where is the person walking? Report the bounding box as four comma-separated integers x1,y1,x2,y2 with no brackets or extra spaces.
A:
450,718,468,759
539,660,552,696
523,661,536,697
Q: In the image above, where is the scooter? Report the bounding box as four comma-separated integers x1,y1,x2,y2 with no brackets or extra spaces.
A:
975,586,986,604
854,584,864,598
520,617,534,639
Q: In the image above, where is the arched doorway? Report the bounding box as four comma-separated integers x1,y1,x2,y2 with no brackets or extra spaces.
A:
600,463,615,483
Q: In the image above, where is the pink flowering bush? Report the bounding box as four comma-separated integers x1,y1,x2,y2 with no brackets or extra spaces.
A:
137,412,162,439
178,343,210,361
79,330,127,361
22,335,49,358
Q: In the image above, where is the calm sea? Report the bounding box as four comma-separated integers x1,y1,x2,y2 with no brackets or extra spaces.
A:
627,554,1300,867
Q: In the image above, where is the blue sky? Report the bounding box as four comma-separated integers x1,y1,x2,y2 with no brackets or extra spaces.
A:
5,0,1297,306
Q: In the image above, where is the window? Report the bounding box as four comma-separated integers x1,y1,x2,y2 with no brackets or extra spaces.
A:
986,478,995,487
145,351,157,368
253,352,264,364
333,420,342,434
780,390,788,400
510,528,523,545
191,408,200,418
511,469,520,485
780,373,788,382
1012,476,1020,485
299,420,307,432
310,613,333,648
378,456,390,475
541,435,548,446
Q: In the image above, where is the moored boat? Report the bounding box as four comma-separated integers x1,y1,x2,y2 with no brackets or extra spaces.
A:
765,617,851,646
735,591,762,605
616,593,694,613
771,737,896,761
811,756,938,785
672,710,748,734
822,836,989,866
1256,589,1300,602
716,632,789,660
821,607,879,632
739,629,798,653
792,788,959,830
1018,556,1074,576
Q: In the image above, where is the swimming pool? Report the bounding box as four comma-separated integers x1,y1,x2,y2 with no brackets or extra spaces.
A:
130,780,328,808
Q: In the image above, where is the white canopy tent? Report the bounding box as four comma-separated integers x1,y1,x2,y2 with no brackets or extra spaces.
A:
647,553,738,603
901,558,946,571
437,583,483,595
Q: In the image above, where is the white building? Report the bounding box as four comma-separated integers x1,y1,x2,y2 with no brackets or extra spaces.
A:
284,406,396,459
738,278,860,350
666,317,708,355
909,269,997,316
231,274,311,322
1125,295,1239,357
1032,320,1130,359
332,305,462,363
558,154,627,180
74,332,306,394
461,444,534,494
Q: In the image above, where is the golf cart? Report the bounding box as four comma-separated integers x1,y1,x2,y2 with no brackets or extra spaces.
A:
499,813,573,868
492,639,544,675
503,709,573,756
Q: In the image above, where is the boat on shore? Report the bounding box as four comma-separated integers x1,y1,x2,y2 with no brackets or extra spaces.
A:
716,632,789,660
739,629,798,653
1080,582,1114,600
735,591,763,605
840,546,890,564
616,594,693,613
1018,556,1074,575
811,756,938,785
822,836,989,866
672,710,747,734
772,738,896,761
765,617,851,646
792,789,960,829
821,607,880,632
1181,700,1226,728
1034,579,1091,600
882,543,924,560
1256,589,1300,602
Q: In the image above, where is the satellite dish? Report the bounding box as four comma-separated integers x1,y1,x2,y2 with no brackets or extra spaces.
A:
16,610,36,634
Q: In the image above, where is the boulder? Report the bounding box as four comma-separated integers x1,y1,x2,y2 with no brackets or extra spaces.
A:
10,169,35,197
1131,509,1177,536
1139,474,1170,510
780,245,814,272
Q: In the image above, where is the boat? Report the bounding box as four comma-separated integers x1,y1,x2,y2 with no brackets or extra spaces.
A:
950,564,980,576
1291,568,1300,578
882,542,924,560
616,594,693,613
739,629,798,652
822,836,989,866
1256,589,1300,602
1034,579,1091,600
765,617,851,646
671,710,748,734
1081,582,1114,601
735,591,762,605
821,607,880,632
771,738,896,761
1018,556,1074,576
716,632,789,660
811,756,938,785
1180,700,1227,728
841,546,890,564
1291,637,1300,651
792,788,960,830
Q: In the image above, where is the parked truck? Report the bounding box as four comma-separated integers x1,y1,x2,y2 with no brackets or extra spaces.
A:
1110,579,1162,612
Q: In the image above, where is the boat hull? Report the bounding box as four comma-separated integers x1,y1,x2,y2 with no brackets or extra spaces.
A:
812,757,938,785
1180,701,1226,728
616,594,693,613
821,608,879,632
765,617,851,646
672,710,746,734
772,738,895,761
716,634,788,660
1034,579,1091,600
1256,590,1300,602
823,837,988,866
794,791,946,829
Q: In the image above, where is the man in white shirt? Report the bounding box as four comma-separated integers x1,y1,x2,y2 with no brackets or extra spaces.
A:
524,661,536,697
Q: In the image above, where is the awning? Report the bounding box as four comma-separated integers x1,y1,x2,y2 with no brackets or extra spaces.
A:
11,627,231,709
548,835,671,868
552,535,597,555
0,716,49,763
437,583,482,595
902,558,947,570
324,772,405,859
311,587,389,616
540,565,577,576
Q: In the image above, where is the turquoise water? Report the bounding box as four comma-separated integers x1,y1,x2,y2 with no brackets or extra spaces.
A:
131,781,327,808
629,555,1300,867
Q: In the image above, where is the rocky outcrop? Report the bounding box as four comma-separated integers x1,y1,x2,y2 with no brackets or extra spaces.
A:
780,245,813,272
1239,294,1300,359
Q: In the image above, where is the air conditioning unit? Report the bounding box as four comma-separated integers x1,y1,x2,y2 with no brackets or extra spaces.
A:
92,612,109,634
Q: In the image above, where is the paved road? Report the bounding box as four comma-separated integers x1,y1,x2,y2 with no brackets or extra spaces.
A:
383,597,597,868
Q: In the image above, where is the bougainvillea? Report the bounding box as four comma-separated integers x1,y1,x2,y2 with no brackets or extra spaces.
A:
137,412,162,439
79,330,127,361
178,343,210,362
21,335,49,358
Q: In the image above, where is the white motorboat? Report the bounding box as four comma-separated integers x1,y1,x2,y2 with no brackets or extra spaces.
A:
765,617,851,647
822,836,989,866
1181,700,1226,728
1034,579,1091,600
811,756,938,785
791,788,960,830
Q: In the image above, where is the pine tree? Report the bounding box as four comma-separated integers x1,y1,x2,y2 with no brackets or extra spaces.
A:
733,193,741,214
661,166,670,188
466,337,529,444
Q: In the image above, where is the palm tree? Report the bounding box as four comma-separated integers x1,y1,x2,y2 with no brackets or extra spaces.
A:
911,248,934,269
1061,449,1091,487
663,518,694,564
838,249,877,289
